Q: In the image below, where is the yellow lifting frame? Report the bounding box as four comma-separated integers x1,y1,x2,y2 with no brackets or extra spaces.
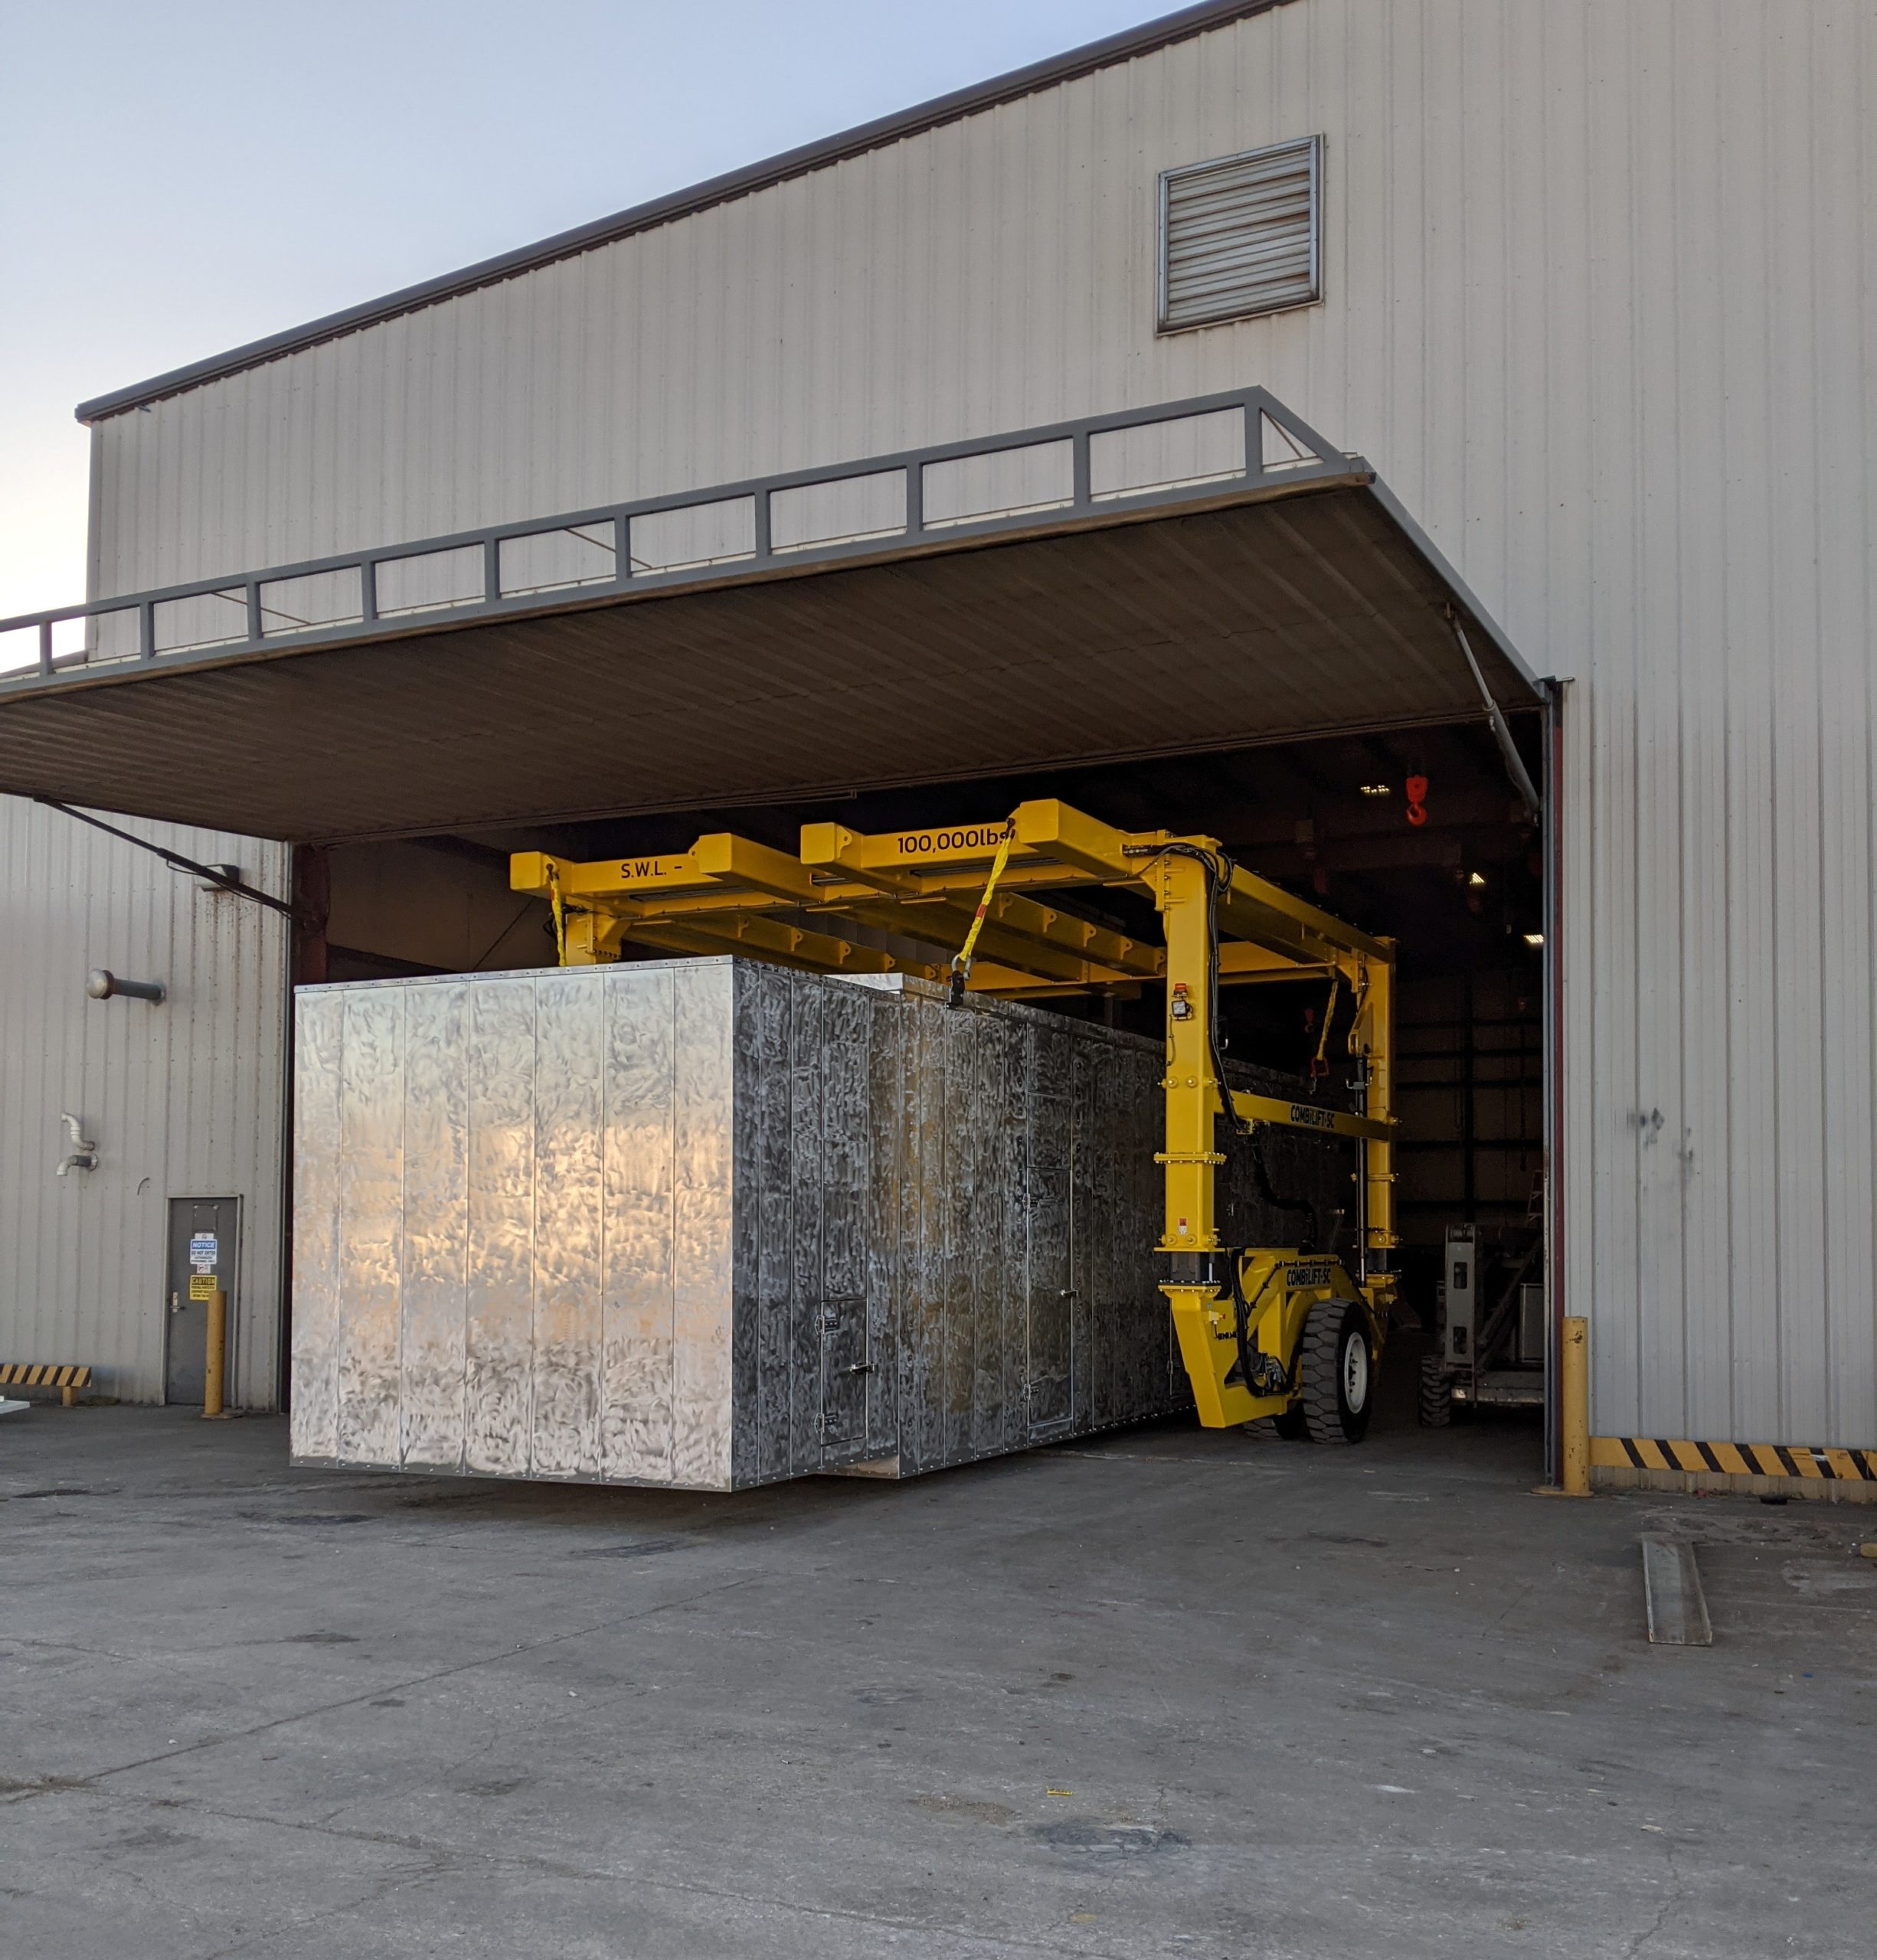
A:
512,799,1398,1435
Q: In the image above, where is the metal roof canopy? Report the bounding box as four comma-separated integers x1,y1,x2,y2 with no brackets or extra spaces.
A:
0,393,1542,846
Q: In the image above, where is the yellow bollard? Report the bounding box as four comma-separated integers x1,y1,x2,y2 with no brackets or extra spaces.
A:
201,1287,232,1420
1560,1315,1590,1496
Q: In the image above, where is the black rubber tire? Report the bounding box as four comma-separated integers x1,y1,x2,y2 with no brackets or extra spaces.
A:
1418,1354,1454,1428
1272,1405,1310,1440
1295,1298,1373,1444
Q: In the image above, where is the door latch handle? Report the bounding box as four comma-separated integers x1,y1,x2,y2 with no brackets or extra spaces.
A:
170,1291,181,1314
842,1362,876,1376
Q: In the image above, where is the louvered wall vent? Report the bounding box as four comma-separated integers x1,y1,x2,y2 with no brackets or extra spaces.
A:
1158,136,1322,332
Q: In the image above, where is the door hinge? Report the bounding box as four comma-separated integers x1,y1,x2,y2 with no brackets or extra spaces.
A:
819,1295,865,1332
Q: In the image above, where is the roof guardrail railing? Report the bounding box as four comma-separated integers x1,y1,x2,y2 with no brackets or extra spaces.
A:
0,389,1356,692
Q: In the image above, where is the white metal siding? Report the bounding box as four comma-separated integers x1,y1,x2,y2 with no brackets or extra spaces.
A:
81,0,1877,1449
0,795,289,1405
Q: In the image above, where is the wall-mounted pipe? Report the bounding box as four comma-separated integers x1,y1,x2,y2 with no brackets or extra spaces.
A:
87,968,165,1004
56,1111,97,1177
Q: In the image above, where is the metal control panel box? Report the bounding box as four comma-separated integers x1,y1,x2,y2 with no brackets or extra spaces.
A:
1444,1224,1477,1367
292,958,1344,1489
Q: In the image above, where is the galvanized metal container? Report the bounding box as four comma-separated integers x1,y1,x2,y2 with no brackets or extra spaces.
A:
291,956,1342,1488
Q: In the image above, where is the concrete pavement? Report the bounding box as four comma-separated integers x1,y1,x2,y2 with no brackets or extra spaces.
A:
1,1390,1869,1957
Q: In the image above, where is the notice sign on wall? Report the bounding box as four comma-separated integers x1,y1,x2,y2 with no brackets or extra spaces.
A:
189,1233,217,1271
188,1274,217,1300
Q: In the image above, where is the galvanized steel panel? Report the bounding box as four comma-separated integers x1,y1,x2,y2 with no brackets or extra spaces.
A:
671,961,736,1486
399,979,467,1468
288,987,343,1452
1025,1020,1074,1433
862,985,903,1461
463,978,535,1475
531,971,604,1478
335,985,403,1466
738,960,790,1484
600,965,678,1483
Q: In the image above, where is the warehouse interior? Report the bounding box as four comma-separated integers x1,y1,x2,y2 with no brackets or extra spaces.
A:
306,708,1551,1387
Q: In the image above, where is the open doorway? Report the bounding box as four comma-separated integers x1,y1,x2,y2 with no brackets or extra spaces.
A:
299,707,1553,1462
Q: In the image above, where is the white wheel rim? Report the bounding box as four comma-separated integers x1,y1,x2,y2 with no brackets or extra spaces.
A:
1342,1328,1369,1412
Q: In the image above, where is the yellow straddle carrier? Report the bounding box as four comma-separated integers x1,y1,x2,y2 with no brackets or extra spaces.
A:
512,799,1397,1443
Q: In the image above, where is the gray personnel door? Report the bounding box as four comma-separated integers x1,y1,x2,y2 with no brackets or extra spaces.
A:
165,1197,238,1406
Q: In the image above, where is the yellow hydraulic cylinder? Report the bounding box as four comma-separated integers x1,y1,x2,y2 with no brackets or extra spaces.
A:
1559,1315,1589,1495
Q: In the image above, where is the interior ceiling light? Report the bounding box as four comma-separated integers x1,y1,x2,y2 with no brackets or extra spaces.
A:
1467,871,1487,887
1359,782,1391,796
1523,932,1545,946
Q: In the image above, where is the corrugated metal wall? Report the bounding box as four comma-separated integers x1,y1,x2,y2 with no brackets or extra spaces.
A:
80,0,1877,1449
0,795,289,1406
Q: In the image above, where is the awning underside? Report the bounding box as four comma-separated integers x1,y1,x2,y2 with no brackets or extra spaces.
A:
0,482,1539,844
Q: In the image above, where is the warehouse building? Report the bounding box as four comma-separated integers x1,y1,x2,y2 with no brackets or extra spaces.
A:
0,0,1870,1490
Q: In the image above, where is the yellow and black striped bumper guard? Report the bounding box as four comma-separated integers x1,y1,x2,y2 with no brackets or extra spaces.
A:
1592,1436,1877,1482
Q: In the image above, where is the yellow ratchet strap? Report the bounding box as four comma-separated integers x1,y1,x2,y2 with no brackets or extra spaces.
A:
547,864,568,966
948,822,1016,1005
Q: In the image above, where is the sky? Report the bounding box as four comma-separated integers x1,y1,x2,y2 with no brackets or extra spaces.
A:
0,0,1174,622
